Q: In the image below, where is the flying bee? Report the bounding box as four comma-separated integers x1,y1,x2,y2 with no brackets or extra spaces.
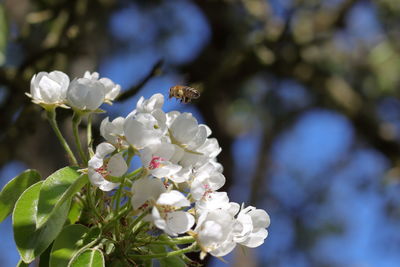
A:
169,85,200,104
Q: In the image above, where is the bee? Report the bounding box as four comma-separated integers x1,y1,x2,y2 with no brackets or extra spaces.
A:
169,85,200,104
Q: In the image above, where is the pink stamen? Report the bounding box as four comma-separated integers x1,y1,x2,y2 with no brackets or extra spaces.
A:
95,164,109,177
149,156,166,170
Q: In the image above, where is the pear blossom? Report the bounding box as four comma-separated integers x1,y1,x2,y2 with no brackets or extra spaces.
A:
195,209,236,257
83,71,120,103
195,191,239,216
131,177,166,210
169,112,209,150
152,190,195,236
124,112,167,149
27,70,69,107
100,116,126,146
67,77,106,110
233,206,270,248
190,164,226,200
140,143,191,183
88,142,128,191
136,93,164,113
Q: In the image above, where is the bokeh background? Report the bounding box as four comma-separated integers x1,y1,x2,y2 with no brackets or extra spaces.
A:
1,0,400,266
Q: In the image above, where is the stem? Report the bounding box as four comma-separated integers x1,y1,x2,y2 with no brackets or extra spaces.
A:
87,114,93,153
102,205,130,232
136,236,195,245
129,242,198,259
72,112,88,164
86,184,103,222
46,109,78,165
113,177,126,240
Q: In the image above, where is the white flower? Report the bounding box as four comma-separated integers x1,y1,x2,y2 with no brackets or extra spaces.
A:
140,143,191,183
131,177,166,210
152,190,195,236
27,71,69,107
233,206,270,248
88,142,128,191
100,116,126,146
190,163,226,200
123,112,166,149
195,209,236,257
84,71,120,103
169,113,209,150
67,77,105,110
195,192,239,216
136,93,164,113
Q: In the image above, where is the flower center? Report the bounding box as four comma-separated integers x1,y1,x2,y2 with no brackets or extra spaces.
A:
149,156,166,170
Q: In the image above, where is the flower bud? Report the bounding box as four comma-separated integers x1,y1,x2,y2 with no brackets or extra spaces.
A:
67,77,106,111
27,70,69,107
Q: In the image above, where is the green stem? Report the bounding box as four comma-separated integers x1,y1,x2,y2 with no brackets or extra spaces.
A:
86,184,103,222
113,177,126,240
102,205,130,232
136,236,195,245
129,242,198,259
46,109,78,165
87,114,93,154
72,112,88,164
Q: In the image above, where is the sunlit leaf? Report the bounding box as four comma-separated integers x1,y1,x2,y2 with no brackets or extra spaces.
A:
50,224,90,267
37,167,87,228
68,248,105,267
0,169,41,223
13,182,70,263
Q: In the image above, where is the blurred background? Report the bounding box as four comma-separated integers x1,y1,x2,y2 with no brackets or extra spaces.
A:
1,0,400,266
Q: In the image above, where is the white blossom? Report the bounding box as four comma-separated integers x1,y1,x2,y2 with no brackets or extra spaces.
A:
88,142,127,191
169,112,209,150
83,71,120,103
233,206,270,248
131,177,166,210
100,116,126,146
195,209,236,257
140,143,191,183
27,70,69,107
190,163,226,200
67,77,106,110
123,112,166,149
152,190,195,236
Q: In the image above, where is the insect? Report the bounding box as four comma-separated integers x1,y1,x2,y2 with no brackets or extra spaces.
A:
169,85,200,104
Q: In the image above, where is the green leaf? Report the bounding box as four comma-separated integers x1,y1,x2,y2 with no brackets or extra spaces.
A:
67,199,83,225
37,167,88,228
13,182,70,263
0,4,8,65
160,256,186,267
0,169,41,223
50,224,90,267
68,248,105,267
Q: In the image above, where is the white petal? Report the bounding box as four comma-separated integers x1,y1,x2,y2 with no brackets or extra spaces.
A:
99,180,120,192
249,209,271,229
210,240,236,257
239,228,268,248
88,155,103,169
95,142,115,158
166,211,195,235
186,125,207,150
170,113,198,144
152,207,167,230
131,178,166,210
156,190,190,207
108,153,128,177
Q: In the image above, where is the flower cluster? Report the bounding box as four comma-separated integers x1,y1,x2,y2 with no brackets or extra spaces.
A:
24,69,270,261
27,70,120,110
90,93,270,258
